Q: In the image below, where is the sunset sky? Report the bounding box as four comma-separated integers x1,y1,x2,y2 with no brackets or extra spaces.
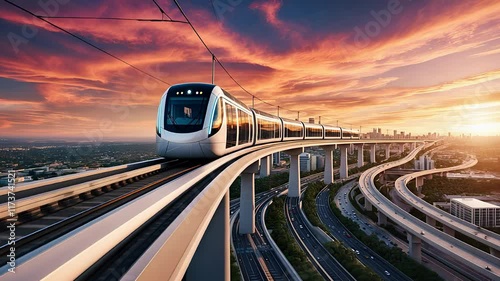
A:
1,0,499,141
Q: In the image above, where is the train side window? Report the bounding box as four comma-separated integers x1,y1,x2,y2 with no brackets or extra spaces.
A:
238,109,250,145
226,103,237,148
259,119,272,139
209,98,223,137
156,103,162,137
307,127,321,137
285,123,301,138
249,113,253,142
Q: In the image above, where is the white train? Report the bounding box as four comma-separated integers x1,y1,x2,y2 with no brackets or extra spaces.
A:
156,83,359,158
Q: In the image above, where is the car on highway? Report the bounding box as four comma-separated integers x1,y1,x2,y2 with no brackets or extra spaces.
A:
384,270,391,276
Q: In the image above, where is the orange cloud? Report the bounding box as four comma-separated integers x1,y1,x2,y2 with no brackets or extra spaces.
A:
1,0,499,138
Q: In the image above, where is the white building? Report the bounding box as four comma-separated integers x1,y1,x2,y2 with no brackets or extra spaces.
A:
450,198,500,228
310,155,317,171
415,155,434,170
300,153,311,172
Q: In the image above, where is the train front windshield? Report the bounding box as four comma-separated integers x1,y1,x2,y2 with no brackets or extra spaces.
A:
164,87,211,133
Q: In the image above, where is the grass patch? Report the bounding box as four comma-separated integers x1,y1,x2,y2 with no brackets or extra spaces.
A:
328,187,442,281
265,196,323,280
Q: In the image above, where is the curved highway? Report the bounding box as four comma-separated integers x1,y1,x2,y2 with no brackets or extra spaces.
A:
394,157,500,254
286,196,355,281
0,139,433,280
358,145,500,280
232,185,295,281
316,182,411,281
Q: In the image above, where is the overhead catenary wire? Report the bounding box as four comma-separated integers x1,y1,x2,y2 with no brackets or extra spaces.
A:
151,0,173,21
170,0,302,114
3,0,171,86
38,15,187,24
5,0,356,127
171,0,346,123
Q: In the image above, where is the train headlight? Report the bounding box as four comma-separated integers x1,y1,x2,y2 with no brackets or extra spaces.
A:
187,90,192,95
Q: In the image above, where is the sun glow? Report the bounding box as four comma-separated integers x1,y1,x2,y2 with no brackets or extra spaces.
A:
460,122,499,136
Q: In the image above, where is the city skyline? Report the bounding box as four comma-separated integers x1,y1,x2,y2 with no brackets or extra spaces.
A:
1,0,499,140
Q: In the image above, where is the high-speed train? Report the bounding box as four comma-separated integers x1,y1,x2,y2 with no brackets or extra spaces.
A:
156,83,359,158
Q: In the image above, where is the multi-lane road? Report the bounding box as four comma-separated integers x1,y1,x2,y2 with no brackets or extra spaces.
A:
394,156,500,253
335,180,477,281
232,185,294,281
359,145,500,280
232,171,359,281
317,181,411,281
232,149,499,281
286,196,355,281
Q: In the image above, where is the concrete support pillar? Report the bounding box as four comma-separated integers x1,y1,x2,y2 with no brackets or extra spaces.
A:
416,176,424,188
323,145,336,184
259,156,271,178
490,247,500,258
369,144,376,163
273,151,280,165
338,145,349,179
399,143,405,153
407,233,422,262
385,144,391,159
356,144,364,168
364,199,372,211
411,142,416,150
426,216,436,227
285,148,304,197
186,191,230,281
379,172,386,185
239,161,260,234
416,186,422,196
377,212,387,226
443,225,455,236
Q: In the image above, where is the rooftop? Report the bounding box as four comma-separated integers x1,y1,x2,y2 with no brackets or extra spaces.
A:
451,198,500,209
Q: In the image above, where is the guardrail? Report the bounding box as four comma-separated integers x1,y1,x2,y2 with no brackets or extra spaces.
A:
229,209,245,281
359,145,500,280
0,139,431,280
261,197,301,281
394,158,500,252
0,158,166,196
0,162,169,220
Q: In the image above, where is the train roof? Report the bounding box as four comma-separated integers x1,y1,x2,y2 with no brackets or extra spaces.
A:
303,122,323,128
167,83,216,94
280,116,301,123
252,108,281,120
322,124,341,129
220,89,250,110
